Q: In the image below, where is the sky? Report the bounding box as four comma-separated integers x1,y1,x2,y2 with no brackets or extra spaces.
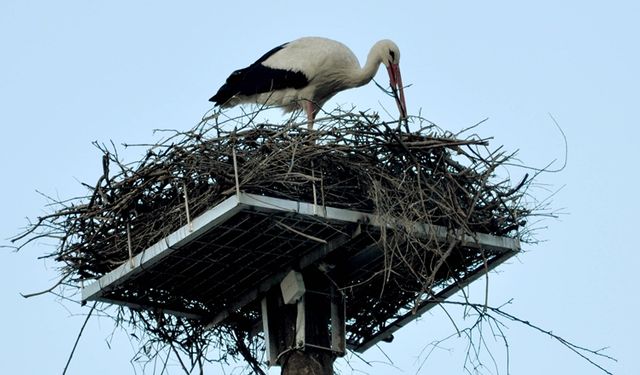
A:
1,1,638,374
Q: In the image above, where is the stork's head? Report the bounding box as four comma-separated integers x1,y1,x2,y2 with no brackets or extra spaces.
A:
376,40,407,119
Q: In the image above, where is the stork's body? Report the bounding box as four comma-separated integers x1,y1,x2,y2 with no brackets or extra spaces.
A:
210,37,406,128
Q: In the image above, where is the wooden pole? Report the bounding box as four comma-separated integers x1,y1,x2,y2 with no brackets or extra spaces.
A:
280,269,336,375
262,269,339,375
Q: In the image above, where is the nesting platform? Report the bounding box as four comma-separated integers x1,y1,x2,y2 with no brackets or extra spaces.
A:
82,192,519,352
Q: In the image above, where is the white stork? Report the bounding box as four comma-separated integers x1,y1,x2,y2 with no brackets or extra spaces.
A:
209,37,407,129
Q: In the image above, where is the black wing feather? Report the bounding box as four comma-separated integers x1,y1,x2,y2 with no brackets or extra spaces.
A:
210,42,309,105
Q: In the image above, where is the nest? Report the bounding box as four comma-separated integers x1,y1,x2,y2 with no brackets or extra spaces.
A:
14,107,534,371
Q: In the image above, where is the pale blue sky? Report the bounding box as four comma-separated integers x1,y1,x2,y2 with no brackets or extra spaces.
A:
1,1,637,374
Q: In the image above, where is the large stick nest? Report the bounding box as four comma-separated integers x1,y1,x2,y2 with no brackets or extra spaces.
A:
13,107,535,371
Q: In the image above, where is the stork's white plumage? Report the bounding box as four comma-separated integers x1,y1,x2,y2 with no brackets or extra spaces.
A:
210,37,407,129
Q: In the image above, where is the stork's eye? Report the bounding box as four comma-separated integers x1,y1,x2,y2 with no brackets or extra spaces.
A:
389,50,396,60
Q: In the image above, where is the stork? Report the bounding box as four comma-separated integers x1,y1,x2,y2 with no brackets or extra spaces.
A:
209,37,407,129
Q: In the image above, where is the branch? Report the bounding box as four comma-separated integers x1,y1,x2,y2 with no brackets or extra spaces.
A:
441,300,616,374
62,301,97,375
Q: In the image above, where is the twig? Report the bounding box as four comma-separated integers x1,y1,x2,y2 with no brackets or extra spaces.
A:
62,301,97,375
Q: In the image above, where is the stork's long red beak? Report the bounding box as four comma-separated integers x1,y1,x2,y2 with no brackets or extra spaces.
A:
387,63,407,119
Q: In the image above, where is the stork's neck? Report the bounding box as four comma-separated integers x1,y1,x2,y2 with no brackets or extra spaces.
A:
350,47,384,88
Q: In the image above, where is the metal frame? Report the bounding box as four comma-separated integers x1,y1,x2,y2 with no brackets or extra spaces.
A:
81,192,520,352
349,245,515,352
81,195,243,307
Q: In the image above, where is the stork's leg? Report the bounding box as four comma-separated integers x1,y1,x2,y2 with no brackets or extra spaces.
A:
304,101,316,130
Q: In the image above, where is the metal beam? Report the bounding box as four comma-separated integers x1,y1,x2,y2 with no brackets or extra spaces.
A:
350,248,518,353
238,193,520,253
331,286,346,355
92,296,204,320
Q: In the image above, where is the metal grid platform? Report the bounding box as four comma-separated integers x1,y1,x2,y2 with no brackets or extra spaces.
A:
82,192,519,352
